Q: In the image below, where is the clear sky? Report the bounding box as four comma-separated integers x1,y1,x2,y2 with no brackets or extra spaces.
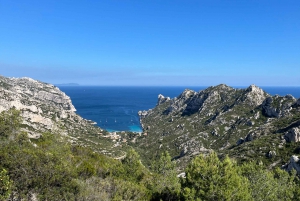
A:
0,0,299,86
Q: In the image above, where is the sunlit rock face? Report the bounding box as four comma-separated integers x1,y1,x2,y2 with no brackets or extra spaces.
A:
0,75,86,137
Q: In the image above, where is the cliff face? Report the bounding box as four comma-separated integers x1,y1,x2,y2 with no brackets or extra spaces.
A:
137,84,300,169
0,76,82,137
0,75,124,157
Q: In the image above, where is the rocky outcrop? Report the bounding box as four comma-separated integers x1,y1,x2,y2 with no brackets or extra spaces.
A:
262,97,279,118
282,155,300,173
0,75,94,138
243,84,269,106
293,98,300,108
157,94,170,105
284,127,300,143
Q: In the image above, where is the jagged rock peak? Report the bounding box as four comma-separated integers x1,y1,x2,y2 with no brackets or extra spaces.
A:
157,94,170,105
246,84,262,92
212,84,233,91
243,84,269,106
178,89,196,100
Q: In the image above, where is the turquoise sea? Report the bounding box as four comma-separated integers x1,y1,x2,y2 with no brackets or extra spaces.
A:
59,86,300,132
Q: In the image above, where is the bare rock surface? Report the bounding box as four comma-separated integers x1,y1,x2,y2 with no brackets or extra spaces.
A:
284,127,300,143
0,75,95,138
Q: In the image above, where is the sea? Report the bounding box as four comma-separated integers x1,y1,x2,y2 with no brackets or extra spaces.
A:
59,86,300,132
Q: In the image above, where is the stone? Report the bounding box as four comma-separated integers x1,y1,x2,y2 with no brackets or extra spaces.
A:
236,138,244,146
177,172,186,178
284,127,300,143
246,120,254,126
245,133,254,142
180,146,188,157
282,155,300,173
211,129,219,137
266,150,276,158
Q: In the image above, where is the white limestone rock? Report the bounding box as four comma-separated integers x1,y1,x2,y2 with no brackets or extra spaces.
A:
0,75,88,138
244,84,269,106
157,94,170,105
284,127,300,143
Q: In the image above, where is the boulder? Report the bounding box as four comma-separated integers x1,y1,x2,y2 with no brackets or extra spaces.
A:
284,127,300,143
245,133,254,142
282,155,300,173
266,150,276,158
236,138,244,146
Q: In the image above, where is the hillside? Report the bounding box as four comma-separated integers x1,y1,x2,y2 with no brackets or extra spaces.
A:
136,84,300,169
1,76,300,200
0,75,126,157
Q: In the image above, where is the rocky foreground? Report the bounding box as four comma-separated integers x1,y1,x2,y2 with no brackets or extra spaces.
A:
137,84,300,171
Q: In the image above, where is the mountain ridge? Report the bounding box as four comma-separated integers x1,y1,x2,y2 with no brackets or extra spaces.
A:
137,84,300,170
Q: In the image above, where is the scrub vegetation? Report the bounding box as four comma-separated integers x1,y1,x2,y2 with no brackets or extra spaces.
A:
1,108,300,201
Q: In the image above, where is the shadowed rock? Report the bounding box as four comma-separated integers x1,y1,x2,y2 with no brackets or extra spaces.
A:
262,97,279,118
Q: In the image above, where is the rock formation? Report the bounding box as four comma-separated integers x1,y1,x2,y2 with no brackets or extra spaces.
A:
282,155,300,173
136,84,300,169
284,127,300,143
0,75,122,156
0,76,80,137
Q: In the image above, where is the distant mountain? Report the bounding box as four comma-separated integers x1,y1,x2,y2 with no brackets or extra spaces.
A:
55,83,80,86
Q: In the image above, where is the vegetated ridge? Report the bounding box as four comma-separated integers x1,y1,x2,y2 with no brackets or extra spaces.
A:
137,84,300,171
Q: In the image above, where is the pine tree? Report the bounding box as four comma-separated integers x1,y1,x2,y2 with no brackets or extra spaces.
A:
150,151,180,200
182,152,252,201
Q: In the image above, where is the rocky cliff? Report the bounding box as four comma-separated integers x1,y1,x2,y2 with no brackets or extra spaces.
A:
0,75,123,156
137,84,300,170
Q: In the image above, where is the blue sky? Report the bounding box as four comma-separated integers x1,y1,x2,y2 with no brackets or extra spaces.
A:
0,0,299,86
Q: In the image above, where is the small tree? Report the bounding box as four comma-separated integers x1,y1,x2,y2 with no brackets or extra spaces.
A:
0,108,22,139
122,148,145,182
0,169,12,200
150,151,180,200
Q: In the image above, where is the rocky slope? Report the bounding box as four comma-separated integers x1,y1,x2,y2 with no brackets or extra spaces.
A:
137,84,300,170
0,75,124,156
